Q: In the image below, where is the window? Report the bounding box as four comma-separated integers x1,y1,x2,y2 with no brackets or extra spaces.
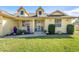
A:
20,11,24,15
22,21,25,26
39,11,42,15
22,21,30,26
55,19,61,27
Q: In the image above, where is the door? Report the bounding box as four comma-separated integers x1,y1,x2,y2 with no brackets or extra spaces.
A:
27,25,30,33
36,26,42,32
35,20,43,32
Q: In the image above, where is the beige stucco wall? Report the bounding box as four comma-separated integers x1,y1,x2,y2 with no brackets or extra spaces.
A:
44,18,54,33
2,17,18,36
0,16,3,36
0,20,3,36
29,20,34,33
55,18,71,33
44,18,72,33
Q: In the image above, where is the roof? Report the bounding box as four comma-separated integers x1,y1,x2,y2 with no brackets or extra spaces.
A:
0,8,77,19
48,10,68,16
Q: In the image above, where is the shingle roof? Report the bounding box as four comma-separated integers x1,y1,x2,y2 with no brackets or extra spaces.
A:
0,8,77,19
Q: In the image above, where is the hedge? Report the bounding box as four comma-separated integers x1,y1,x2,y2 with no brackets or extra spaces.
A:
48,24,55,34
67,24,74,34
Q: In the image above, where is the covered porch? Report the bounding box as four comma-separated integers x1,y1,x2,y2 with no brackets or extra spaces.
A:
16,17,46,34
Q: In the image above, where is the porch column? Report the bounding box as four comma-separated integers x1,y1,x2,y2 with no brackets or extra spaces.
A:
18,20,22,29
32,19,35,33
44,19,49,33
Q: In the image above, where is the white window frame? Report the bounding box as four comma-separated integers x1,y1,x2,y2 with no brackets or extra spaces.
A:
55,19,61,27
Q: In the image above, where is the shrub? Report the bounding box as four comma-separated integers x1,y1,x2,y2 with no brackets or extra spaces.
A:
16,29,28,35
43,30,47,33
48,24,55,34
22,30,27,34
67,24,74,34
16,29,23,35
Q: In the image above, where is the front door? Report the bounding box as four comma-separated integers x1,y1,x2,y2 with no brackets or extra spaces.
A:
27,25,30,33
35,20,43,32
36,26,42,32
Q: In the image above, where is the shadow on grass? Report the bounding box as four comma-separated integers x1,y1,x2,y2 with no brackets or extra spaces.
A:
18,35,74,39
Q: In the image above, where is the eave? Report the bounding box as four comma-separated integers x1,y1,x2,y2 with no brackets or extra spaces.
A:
0,11,78,21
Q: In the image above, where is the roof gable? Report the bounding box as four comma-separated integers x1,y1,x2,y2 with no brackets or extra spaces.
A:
16,6,29,16
36,6,44,12
50,10,67,16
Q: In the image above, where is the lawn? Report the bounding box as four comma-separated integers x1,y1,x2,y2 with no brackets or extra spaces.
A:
0,35,79,52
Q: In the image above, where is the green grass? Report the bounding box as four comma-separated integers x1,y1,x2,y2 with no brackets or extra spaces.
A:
0,35,79,52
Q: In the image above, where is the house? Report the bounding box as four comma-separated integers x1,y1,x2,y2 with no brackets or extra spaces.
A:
72,17,79,34
0,6,77,36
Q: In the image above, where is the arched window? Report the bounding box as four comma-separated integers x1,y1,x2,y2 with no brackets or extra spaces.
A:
20,11,24,15
39,11,42,15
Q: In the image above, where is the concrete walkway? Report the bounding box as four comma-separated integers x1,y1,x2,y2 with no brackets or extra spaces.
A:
4,35,72,38
4,32,46,38
1,32,73,38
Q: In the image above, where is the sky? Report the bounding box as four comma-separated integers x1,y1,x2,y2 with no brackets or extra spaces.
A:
0,6,79,16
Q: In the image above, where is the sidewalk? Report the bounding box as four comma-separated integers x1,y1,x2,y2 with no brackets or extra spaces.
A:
4,34,72,38
4,32,46,38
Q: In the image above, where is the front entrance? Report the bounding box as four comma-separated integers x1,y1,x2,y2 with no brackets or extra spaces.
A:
27,25,30,33
35,26,42,32
35,20,43,32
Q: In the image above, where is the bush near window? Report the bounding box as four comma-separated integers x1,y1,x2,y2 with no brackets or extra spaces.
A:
48,24,55,34
67,24,74,34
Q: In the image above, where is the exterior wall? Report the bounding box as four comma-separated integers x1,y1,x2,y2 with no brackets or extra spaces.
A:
74,24,79,31
55,18,72,33
55,19,67,33
2,17,18,36
74,24,79,35
44,18,54,33
44,18,72,33
0,23,2,36
29,20,34,33
0,16,3,36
